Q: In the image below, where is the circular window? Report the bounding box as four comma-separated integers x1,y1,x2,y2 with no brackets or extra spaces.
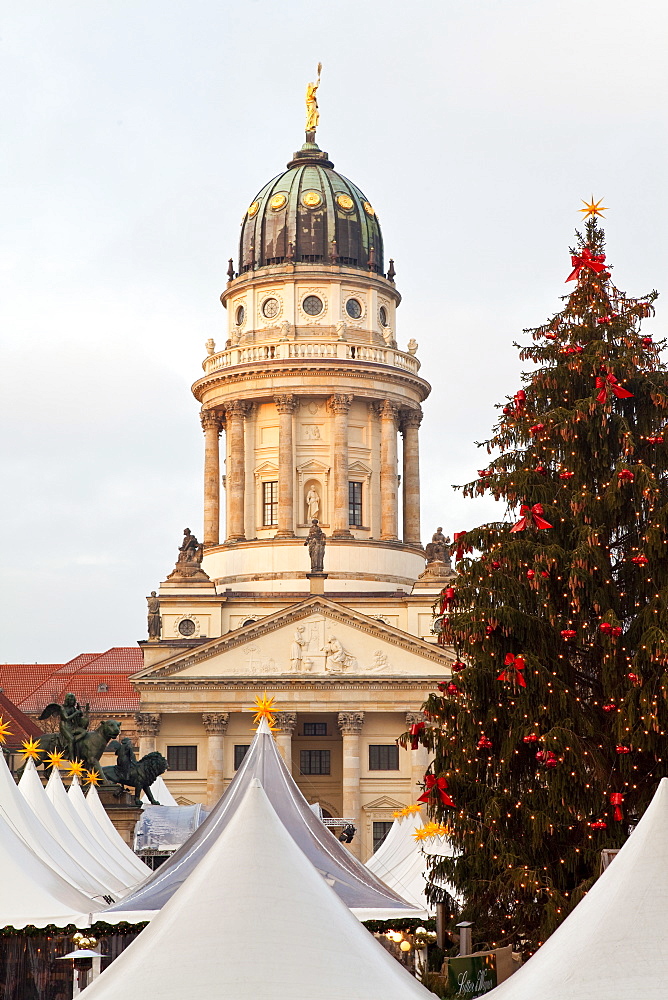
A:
247,200,260,218
379,306,388,327
303,295,323,316
235,305,245,326
262,297,280,319
302,190,322,209
362,201,375,217
346,298,362,320
178,619,196,637
270,193,287,211
336,193,354,211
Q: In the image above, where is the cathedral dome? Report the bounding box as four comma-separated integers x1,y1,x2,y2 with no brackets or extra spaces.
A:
239,140,384,275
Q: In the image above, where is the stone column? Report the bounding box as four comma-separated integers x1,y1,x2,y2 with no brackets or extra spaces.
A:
202,712,229,807
135,712,161,757
379,400,399,541
225,400,248,541
273,712,297,774
201,409,223,547
401,407,422,546
274,394,297,537
328,394,353,538
406,712,430,805
337,711,364,857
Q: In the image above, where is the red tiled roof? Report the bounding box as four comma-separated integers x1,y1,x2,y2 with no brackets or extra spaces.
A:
0,692,44,748
4,649,142,715
0,665,62,706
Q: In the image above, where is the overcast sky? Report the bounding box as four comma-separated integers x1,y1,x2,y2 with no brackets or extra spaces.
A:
1,0,666,663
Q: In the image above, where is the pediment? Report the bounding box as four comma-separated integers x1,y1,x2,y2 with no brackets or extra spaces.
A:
133,597,451,682
364,795,405,811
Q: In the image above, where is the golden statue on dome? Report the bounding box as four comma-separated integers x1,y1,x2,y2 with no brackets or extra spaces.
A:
305,62,322,136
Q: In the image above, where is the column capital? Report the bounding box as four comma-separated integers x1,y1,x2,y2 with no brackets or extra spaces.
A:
273,711,298,734
378,399,399,421
401,406,423,431
274,393,298,414
224,399,250,417
337,711,364,735
327,393,353,414
200,408,223,433
405,711,426,728
135,712,161,737
202,712,230,735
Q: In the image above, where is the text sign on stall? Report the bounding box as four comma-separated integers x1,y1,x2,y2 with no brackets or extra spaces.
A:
447,954,497,997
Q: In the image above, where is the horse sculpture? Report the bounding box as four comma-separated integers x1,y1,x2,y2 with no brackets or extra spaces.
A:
102,737,168,806
17,719,122,777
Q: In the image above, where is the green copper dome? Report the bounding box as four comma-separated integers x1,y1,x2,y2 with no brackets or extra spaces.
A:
239,141,384,275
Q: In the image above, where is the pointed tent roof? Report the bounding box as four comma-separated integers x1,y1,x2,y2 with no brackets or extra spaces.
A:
86,783,154,875
140,775,177,807
17,759,116,901
487,777,668,1000
77,780,433,1000
366,811,432,911
68,777,149,881
103,719,425,921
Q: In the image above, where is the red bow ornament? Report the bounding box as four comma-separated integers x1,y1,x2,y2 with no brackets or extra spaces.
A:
595,368,634,404
566,247,607,282
409,721,425,750
513,390,526,414
440,587,456,612
510,503,553,533
453,532,472,562
609,792,624,822
418,774,455,808
497,653,527,688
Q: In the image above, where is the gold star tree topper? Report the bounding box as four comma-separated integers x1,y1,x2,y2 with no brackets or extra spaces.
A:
252,692,277,730
579,196,608,219
0,717,13,744
21,737,43,761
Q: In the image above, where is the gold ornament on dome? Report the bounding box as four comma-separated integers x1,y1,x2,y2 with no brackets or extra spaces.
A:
270,192,287,211
247,200,260,218
302,189,322,209
362,201,375,216
579,195,608,219
336,193,354,211
305,62,322,134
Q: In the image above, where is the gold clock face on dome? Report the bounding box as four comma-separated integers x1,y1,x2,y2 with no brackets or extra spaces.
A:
336,193,354,211
247,200,260,218
301,189,322,209
363,201,375,216
270,193,287,211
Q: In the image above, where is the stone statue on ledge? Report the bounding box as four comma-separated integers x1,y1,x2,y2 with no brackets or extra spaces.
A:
166,528,211,582
418,526,455,582
147,591,161,640
305,518,326,572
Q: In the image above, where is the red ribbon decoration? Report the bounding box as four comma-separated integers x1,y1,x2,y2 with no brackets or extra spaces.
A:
418,774,455,808
566,247,607,282
409,721,425,750
609,792,624,822
595,368,634,404
497,653,527,688
510,503,553,533
453,532,472,562
514,389,526,414
440,587,456,612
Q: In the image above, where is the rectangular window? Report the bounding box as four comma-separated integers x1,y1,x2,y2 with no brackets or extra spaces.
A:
373,821,394,853
349,481,363,526
300,749,331,775
368,745,400,771
303,722,327,736
263,481,278,526
166,745,197,771
234,745,250,770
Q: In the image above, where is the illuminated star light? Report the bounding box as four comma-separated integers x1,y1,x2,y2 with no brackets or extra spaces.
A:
85,769,102,785
579,196,608,219
21,737,43,761
67,759,86,778
0,717,13,744
252,692,277,729
46,750,66,769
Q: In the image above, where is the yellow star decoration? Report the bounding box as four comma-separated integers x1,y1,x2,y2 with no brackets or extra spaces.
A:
252,692,277,730
579,196,608,219
0,717,13,744
46,750,66,769
393,803,423,820
66,759,86,778
84,769,102,785
21,737,43,761
413,821,450,842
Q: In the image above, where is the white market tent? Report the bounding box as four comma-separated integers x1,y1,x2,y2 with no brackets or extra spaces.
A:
141,775,177,806
366,811,433,911
17,758,117,902
68,776,150,881
102,718,425,921
79,780,436,1000
86,782,154,876
487,777,668,1000
45,767,138,893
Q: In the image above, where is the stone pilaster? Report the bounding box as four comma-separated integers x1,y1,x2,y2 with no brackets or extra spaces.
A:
328,393,353,538
274,394,297,538
406,711,430,806
273,711,298,774
135,712,161,756
202,712,230,807
379,400,399,541
201,408,223,547
401,407,422,546
224,400,248,541
337,711,364,857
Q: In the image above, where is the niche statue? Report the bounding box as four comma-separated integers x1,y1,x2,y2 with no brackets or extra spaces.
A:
305,518,326,572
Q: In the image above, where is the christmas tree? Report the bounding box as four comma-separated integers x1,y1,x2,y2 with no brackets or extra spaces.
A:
413,205,667,956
